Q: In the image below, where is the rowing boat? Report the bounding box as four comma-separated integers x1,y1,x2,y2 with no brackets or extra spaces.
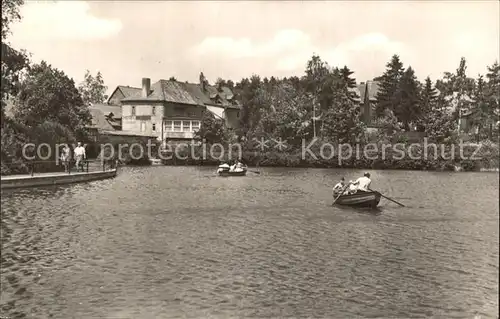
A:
218,169,247,176
216,164,247,176
334,191,381,208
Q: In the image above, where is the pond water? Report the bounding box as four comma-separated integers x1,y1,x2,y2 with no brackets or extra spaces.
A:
1,166,498,318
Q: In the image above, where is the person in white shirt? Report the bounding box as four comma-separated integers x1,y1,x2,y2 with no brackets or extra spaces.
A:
233,160,245,172
73,142,86,172
351,172,372,192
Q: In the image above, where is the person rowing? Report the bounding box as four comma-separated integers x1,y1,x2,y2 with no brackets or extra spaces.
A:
350,172,372,193
332,177,346,197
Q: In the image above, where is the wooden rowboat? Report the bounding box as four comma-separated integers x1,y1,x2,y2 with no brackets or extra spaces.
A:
218,169,247,176
334,191,381,208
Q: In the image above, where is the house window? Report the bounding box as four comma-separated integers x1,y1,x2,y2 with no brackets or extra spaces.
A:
173,121,182,132
131,106,136,116
152,106,156,115
164,120,200,132
152,123,156,131
140,121,146,132
165,120,173,132
191,120,201,131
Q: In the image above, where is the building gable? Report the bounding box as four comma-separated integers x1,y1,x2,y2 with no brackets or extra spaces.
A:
107,86,142,105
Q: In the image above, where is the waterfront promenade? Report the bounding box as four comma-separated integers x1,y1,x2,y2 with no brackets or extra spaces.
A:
0,161,117,189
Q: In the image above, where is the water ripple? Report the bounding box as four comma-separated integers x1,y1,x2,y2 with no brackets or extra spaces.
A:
1,166,498,319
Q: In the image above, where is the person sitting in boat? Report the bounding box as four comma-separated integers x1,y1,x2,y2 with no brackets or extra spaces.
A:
343,180,357,195
350,172,372,192
231,160,245,173
332,177,346,196
217,162,230,173
228,160,236,172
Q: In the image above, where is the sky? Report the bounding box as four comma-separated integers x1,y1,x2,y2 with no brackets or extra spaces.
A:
7,0,500,95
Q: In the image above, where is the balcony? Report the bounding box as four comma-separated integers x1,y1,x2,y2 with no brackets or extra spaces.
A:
164,131,195,139
163,119,200,140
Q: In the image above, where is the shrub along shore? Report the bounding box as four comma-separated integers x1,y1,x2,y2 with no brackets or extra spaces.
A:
158,140,499,172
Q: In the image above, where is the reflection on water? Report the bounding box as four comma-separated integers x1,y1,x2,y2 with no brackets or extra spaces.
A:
1,166,498,318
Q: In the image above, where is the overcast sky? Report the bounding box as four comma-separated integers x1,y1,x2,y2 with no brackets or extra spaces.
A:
8,1,499,94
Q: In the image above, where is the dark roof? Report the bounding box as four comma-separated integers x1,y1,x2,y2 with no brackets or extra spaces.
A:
88,107,115,131
106,86,142,105
91,103,122,118
119,86,142,98
357,83,366,101
204,85,241,109
120,79,241,109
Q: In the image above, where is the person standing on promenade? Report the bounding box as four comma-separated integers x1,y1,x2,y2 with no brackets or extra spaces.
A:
73,142,86,172
60,144,71,172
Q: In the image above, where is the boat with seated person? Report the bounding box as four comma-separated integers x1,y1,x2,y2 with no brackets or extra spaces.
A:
216,161,247,176
334,190,381,208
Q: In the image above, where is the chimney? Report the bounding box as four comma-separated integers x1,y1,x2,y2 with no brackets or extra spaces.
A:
142,78,151,97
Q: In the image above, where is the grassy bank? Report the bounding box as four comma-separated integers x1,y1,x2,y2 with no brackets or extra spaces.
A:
158,140,499,172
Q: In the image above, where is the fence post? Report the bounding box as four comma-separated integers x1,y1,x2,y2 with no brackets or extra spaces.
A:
102,160,105,172
87,160,89,173
31,162,34,176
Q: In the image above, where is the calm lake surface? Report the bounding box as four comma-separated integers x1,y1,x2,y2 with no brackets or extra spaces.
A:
1,166,498,319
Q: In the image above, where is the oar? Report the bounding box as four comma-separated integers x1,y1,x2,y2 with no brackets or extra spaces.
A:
247,163,261,174
331,183,351,206
369,188,405,207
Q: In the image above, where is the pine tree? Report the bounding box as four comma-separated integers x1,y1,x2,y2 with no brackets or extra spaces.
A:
468,75,490,137
420,77,438,113
339,66,358,101
375,54,405,117
393,67,421,130
417,77,438,131
340,66,356,88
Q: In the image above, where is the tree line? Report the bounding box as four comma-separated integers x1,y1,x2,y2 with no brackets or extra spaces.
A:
199,54,499,148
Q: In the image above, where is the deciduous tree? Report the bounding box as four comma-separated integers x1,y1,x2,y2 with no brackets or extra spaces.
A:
78,70,108,105
13,61,91,138
255,82,311,146
195,112,227,144
1,0,29,124
321,90,366,144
